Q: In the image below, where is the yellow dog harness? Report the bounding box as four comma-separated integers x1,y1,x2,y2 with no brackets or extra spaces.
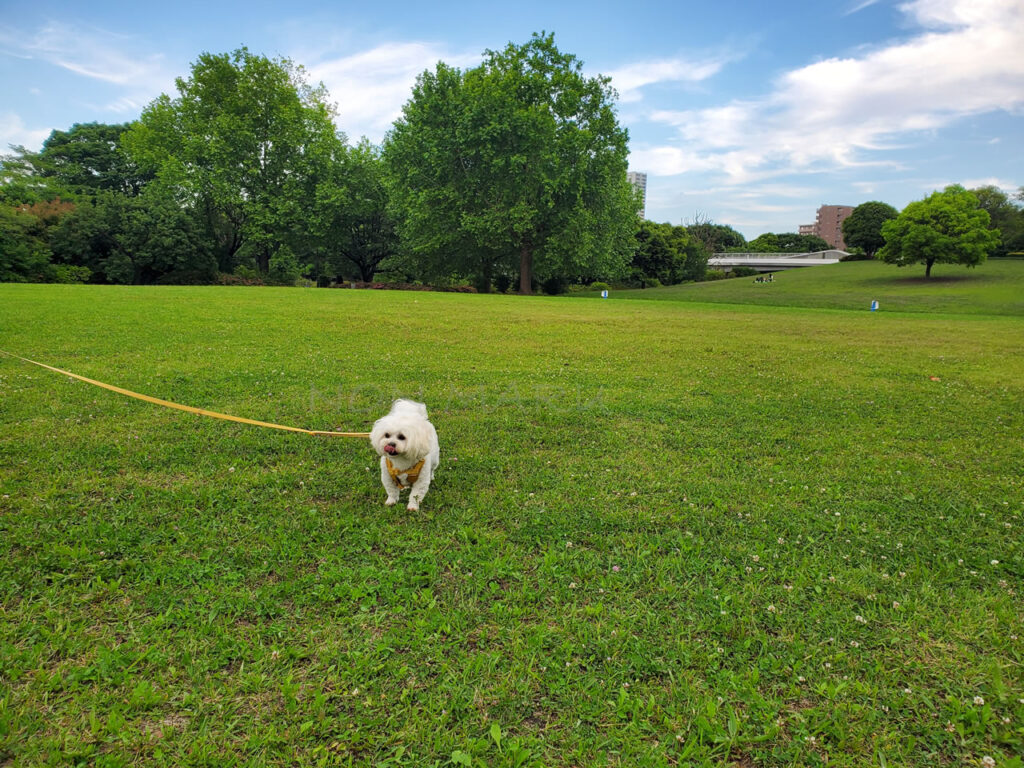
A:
385,457,425,489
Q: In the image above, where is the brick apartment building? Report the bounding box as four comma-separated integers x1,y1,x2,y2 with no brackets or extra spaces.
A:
800,205,854,250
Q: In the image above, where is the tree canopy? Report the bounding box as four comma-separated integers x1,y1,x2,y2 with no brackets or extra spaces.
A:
383,32,638,294
742,232,831,253
4,37,791,291
122,48,344,274
879,185,1000,277
686,218,746,253
633,221,708,285
970,185,1024,257
842,201,898,258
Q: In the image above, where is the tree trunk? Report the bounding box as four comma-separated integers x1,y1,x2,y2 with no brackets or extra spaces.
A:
518,244,532,295
925,258,934,278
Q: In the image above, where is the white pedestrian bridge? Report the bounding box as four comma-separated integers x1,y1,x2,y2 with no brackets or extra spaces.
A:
708,250,849,272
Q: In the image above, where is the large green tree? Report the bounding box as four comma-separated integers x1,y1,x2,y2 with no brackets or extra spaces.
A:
123,48,344,274
1,123,148,204
970,185,1024,257
37,123,149,196
685,217,746,254
310,140,398,283
842,201,898,258
383,33,638,294
633,221,708,285
879,185,999,277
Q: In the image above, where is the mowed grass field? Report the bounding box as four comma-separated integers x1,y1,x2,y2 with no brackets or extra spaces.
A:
607,258,1024,316
1,279,1022,767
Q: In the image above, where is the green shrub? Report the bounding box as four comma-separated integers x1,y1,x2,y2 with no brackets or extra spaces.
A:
589,281,611,292
732,266,759,278
703,269,728,281
51,265,93,284
268,246,305,286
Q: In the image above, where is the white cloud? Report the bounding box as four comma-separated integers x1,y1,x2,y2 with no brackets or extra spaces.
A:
0,113,52,151
0,21,177,149
628,145,719,176
8,22,173,93
605,55,732,103
635,0,1024,184
943,177,1019,192
845,0,884,15
306,42,480,143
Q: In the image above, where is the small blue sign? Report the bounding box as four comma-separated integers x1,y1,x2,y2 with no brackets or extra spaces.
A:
601,290,609,299
870,300,879,311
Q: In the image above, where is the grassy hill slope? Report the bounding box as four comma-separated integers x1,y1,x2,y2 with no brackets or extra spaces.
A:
606,258,1024,316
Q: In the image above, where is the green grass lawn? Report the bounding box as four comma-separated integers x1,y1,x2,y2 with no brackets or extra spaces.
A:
1,282,1022,767
606,258,1024,316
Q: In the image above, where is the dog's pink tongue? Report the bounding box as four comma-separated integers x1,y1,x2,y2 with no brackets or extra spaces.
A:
384,445,396,455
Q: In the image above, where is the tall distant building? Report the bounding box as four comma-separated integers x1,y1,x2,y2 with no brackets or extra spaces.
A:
800,204,854,250
627,171,647,219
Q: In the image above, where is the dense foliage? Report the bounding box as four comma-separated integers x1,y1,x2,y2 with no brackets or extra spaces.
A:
632,221,708,286
738,232,832,253
382,33,638,294
5,39,1016,290
971,185,1024,257
879,185,1000,278
841,201,898,258
0,41,647,291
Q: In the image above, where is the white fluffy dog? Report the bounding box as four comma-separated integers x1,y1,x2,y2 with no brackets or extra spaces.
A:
369,399,440,511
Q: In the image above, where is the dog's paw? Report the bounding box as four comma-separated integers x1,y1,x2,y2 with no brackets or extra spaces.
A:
385,497,398,507
407,502,419,511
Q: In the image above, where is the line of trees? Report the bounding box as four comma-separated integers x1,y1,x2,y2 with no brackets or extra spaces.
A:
1,38,721,293
5,38,1017,289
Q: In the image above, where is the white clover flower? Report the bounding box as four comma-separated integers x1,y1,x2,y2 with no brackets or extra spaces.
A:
974,696,985,706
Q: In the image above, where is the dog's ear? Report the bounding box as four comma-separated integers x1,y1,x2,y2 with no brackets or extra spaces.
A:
403,420,431,460
369,419,387,455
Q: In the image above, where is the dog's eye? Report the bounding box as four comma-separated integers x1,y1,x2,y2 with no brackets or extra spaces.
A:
397,434,406,441
384,433,391,438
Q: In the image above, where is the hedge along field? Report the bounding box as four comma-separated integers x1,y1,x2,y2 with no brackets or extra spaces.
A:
0,284,1022,767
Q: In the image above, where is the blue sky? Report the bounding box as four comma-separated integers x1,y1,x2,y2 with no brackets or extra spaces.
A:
2,0,1022,238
